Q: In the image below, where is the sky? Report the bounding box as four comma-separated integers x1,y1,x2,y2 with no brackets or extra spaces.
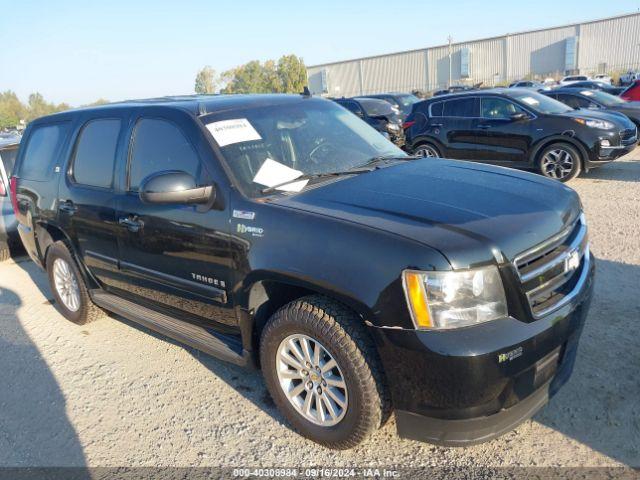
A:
1,0,639,106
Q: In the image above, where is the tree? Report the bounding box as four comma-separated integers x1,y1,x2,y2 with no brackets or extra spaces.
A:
219,54,307,94
276,55,307,93
194,66,218,94
0,90,26,129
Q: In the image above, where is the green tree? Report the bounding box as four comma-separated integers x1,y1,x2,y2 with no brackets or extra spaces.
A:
220,54,307,94
276,54,307,93
194,66,218,94
0,90,26,129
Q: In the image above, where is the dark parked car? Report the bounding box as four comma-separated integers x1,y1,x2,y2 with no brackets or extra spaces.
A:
508,80,550,92
404,88,637,181
0,134,20,261
561,81,625,96
332,97,404,145
545,88,640,132
359,93,420,119
433,85,476,97
11,94,594,449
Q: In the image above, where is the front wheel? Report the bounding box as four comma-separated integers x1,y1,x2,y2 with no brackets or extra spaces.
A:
537,143,582,182
414,143,441,158
260,295,390,449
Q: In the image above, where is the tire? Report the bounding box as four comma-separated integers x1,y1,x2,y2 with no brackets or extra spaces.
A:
0,243,10,262
46,241,103,325
537,142,582,182
414,143,441,158
260,295,391,449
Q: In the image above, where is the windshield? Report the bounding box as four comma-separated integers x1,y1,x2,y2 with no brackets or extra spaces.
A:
201,98,405,197
354,98,395,117
579,89,626,106
508,91,573,114
395,94,419,108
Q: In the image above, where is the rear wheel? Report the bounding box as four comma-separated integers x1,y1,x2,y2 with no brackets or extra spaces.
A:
0,242,10,262
414,143,441,158
537,143,582,182
260,295,390,449
46,241,103,325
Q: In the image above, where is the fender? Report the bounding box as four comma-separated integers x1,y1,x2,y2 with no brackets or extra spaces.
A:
529,134,590,170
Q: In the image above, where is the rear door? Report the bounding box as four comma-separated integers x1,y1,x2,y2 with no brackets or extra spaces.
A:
115,110,235,332
12,121,72,262
57,114,128,288
474,97,533,164
439,97,481,159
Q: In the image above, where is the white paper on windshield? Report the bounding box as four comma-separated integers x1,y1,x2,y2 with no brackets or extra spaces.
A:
252,158,309,192
581,90,594,96
206,118,261,147
520,97,539,106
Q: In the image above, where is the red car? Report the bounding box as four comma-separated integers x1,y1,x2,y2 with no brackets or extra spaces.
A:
621,80,640,101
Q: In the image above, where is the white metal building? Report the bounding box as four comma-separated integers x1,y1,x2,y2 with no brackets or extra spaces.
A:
307,12,640,96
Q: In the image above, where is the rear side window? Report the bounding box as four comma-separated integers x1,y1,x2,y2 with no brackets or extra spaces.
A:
443,98,480,117
128,118,206,192
0,146,18,177
71,119,121,188
430,101,444,117
19,123,69,181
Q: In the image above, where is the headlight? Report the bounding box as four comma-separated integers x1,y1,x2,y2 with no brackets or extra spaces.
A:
402,266,507,330
574,118,615,130
387,123,400,132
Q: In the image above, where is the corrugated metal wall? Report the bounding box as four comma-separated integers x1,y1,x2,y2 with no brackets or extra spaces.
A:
307,12,640,96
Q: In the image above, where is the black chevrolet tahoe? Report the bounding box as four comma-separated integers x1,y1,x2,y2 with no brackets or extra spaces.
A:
10,94,594,449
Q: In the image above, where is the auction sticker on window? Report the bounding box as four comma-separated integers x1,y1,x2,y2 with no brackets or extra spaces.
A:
206,118,261,147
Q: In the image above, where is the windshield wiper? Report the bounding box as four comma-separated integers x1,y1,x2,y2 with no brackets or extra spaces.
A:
354,154,416,169
260,168,374,194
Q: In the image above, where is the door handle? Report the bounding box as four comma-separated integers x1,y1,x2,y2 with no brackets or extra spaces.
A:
430,123,444,128
58,201,77,215
118,215,143,233
477,124,492,130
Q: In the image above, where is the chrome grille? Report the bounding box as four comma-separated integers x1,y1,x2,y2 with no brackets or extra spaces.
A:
514,215,589,319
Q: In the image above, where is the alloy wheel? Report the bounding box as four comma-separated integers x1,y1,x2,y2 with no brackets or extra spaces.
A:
276,334,348,427
541,148,575,179
415,145,439,158
52,258,81,312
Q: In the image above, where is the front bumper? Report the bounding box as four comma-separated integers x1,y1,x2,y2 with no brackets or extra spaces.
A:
585,131,637,168
372,256,595,446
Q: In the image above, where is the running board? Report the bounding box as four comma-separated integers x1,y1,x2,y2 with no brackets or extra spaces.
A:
91,291,249,367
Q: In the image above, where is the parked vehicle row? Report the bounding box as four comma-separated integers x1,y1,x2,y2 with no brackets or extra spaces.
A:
331,96,406,146
404,88,637,181
10,93,595,449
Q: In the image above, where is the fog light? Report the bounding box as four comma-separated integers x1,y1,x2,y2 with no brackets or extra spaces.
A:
600,139,611,147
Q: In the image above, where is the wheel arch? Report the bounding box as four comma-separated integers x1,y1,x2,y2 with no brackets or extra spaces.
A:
408,135,445,155
238,273,375,366
530,135,589,170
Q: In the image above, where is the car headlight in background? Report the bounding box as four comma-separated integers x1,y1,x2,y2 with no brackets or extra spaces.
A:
387,123,401,132
573,118,615,130
402,266,507,330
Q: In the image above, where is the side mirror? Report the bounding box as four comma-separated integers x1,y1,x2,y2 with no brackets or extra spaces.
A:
510,112,528,121
354,110,365,118
139,170,215,205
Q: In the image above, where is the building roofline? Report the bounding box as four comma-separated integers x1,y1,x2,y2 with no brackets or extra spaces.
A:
307,11,640,69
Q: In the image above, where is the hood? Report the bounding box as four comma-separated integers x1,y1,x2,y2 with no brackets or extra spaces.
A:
273,160,581,268
556,108,635,129
606,103,640,122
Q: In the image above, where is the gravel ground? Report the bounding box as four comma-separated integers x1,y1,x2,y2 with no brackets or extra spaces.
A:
0,153,639,472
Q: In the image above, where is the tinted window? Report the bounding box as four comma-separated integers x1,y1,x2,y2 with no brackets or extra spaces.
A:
128,118,205,191
0,146,19,177
430,101,444,117
481,98,526,119
71,119,121,188
355,98,394,116
342,101,363,116
556,94,590,109
443,98,479,117
19,123,69,181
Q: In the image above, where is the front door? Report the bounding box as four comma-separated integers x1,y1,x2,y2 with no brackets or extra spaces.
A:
474,97,532,165
115,111,235,332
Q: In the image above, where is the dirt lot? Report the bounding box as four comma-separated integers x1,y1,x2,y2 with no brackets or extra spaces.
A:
0,153,639,471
